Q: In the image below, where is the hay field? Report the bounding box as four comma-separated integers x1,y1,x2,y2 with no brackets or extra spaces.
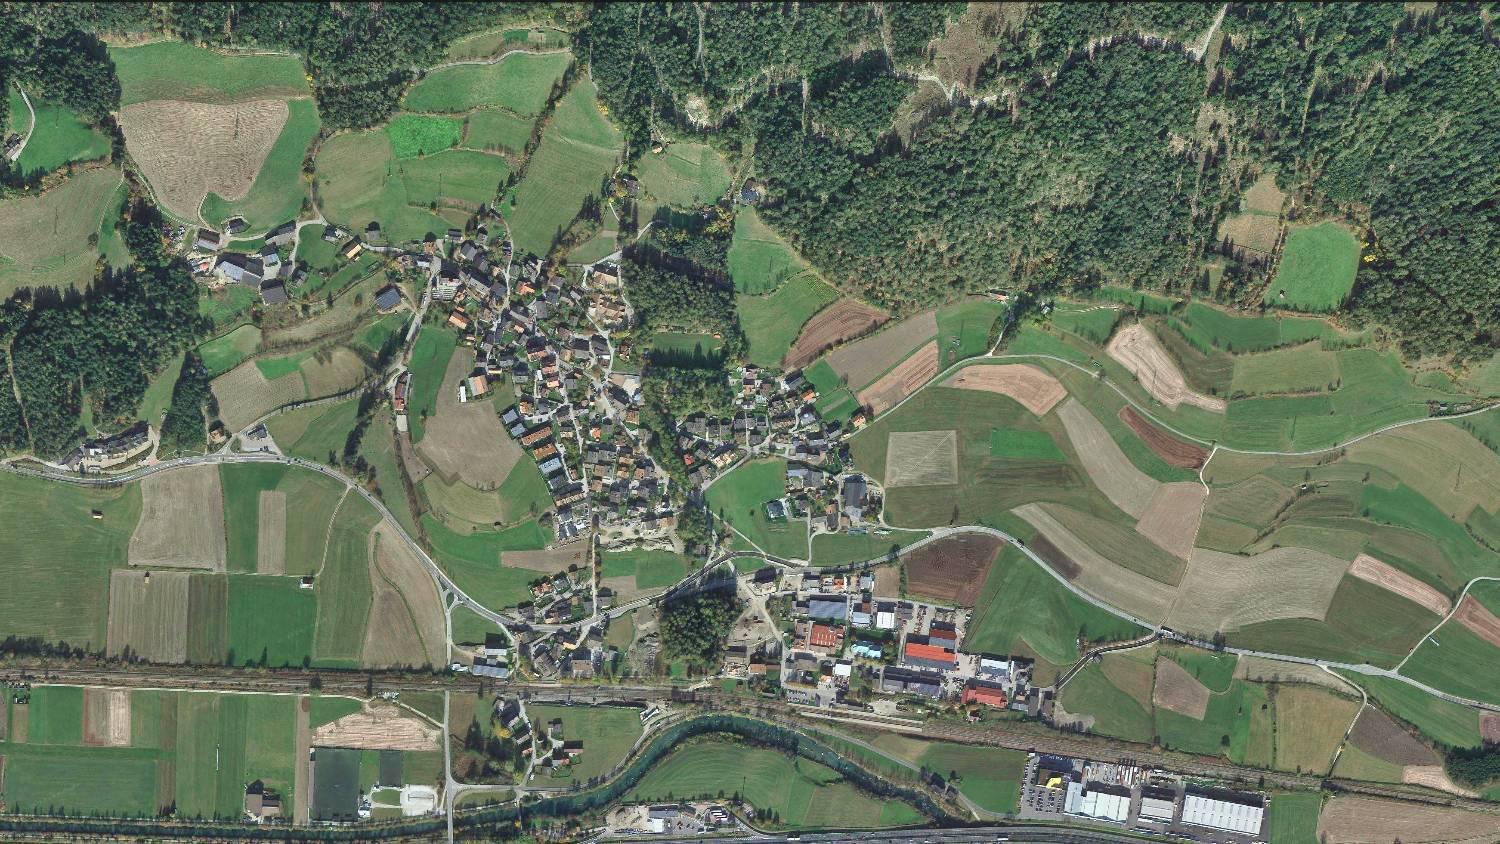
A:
825,310,938,391
1057,399,1158,518
128,465,227,571
857,341,940,415
463,107,533,153
503,544,589,574
1275,685,1360,774
105,569,190,663
1235,655,1353,694
1119,406,1207,468
1013,503,1176,624
727,206,809,294
1099,651,1156,711
300,347,369,397
404,51,571,116
1318,796,1500,844
1348,707,1439,767
0,166,125,295
119,98,288,221
111,42,308,105
1230,343,1339,396
312,704,440,751
1107,324,1227,413
1153,655,1210,719
416,349,523,488
314,130,450,245
1265,222,1361,312
638,141,732,209
784,298,888,369
1348,425,1500,521
1217,172,1284,255
738,273,842,369
362,524,446,669
1454,595,1500,647
1348,554,1451,616
199,99,320,230
256,490,287,575
943,363,1066,415
81,689,131,747
1135,482,1207,560
505,78,621,258
211,359,309,431
884,430,957,488
1167,547,1351,634
9,90,111,177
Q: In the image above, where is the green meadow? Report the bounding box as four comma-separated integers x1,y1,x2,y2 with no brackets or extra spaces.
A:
705,458,808,559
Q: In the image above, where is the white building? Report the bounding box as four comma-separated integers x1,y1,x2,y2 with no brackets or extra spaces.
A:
1182,790,1265,835
1064,782,1130,823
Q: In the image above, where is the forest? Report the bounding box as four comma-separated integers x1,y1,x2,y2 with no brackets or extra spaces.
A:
659,584,742,671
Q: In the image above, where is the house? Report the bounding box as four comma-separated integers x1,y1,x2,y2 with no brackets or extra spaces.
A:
340,239,364,260
244,784,283,822
961,679,1008,708
841,475,868,520
259,280,289,305
266,221,296,247
194,228,222,252
448,311,470,331
808,623,843,652
375,285,402,312
976,655,1013,680
483,632,508,659
881,666,943,698
467,373,490,397
765,498,787,521
446,228,462,241
807,596,848,622
927,621,958,649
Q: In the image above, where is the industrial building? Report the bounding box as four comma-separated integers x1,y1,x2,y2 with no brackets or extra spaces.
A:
1064,782,1131,823
1182,788,1265,835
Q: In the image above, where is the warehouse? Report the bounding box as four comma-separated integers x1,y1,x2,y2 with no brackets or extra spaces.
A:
1064,782,1130,823
1182,787,1265,835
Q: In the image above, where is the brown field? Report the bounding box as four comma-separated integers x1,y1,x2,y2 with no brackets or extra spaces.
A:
1349,707,1439,766
1318,796,1500,844
1153,656,1210,719
1134,482,1207,560
902,534,1003,606
1057,399,1158,518
312,703,441,751
212,359,309,431
857,341,940,415
1402,766,1476,797
1454,595,1500,648
502,543,589,574
1028,532,1082,580
1217,173,1284,256
783,298,888,370
1167,547,1350,634
1275,685,1362,774
825,310,938,390
293,696,312,825
82,688,132,747
10,704,28,742
301,347,369,397
602,574,650,604
128,464,227,571
1347,424,1500,521
362,524,446,669
1100,651,1156,711
416,349,523,488
1107,324,1227,413
118,98,288,221
1015,503,1177,624
944,363,1066,415
105,569,191,663
1482,712,1500,744
884,429,958,488
1118,406,1207,468
257,490,287,575
873,563,901,599
1348,554,1451,617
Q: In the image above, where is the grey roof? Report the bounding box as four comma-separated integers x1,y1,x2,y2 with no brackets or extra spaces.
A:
375,286,401,311
259,280,288,305
808,597,847,621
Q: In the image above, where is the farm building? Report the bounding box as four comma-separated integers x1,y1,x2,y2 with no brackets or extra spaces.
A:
266,221,296,247
260,280,288,305
902,638,956,671
961,679,1008,708
375,285,402,312
808,623,843,652
808,596,848,622
880,666,943,698
195,228,222,251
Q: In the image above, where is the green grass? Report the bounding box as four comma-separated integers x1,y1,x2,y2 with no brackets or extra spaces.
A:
738,274,841,369
255,351,309,380
1344,674,1482,748
1229,343,1339,396
198,284,260,329
136,350,185,426
727,207,809,294
917,743,1026,814
1155,680,1266,761
566,226,618,264
809,530,929,567
1061,663,1155,742
0,472,140,649
1230,576,1438,668
174,692,253,819
705,458,809,559
504,78,620,258
219,462,346,576
935,298,1005,367
110,42,309,105
1264,792,1322,844
1175,301,1344,354
1163,648,1237,692
400,149,509,207
354,312,409,358
1264,222,1361,311
626,741,922,829
965,545,1144,666
496,458,554,524
358,408,418,537
27,686,84,745
296,224,342,270
1050,304,1120,344
219,462,286,574
7,89,111,177
201,99,320,231
386,113,465,159
266,398,360,462
463,108,534,153
226,575,318,667
198,325,262,375
0,745,162,817
309,696,363,729
0,166,127,296
404,51,571,116
599,549,693,589
312,496,382,664
444,27,570,62
314,130,453,245
649,331,723,359
407,326,459,443
636,142,732,208
805,358,859,421
988,428,1065,460
527,704,643,783
424,516,549,609
1402,592,1500,706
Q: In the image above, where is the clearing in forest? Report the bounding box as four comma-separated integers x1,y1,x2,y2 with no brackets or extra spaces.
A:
1264,221,1361,312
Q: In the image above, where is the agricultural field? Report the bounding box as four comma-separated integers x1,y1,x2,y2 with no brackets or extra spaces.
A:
1264,222,1361,311
704,458,809,560
727,207,809,294
738,273,841,369
599,549,692,599
199,99,320,230
504,78,621,258
110,43,308,105
463,107,535,153
805,359,860,422
1400,583,1500,707
824,310,938,393
934,297,1006,365
1216,172,1285,258
636,142,732,209
423,516,550,609
1265,792,1321,844
1341,673,1484,749
406,326,460,443
784,298,887,371
809,529,929,568
527,704,642,784
625,741,923,829
0,165,127,295
6,88,110,177
211,346,368,431
199,325,263,378
403,51,571,116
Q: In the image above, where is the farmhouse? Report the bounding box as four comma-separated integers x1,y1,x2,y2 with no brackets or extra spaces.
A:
266,221,296,247
195,228,222,252
375,285,402,312
260,279,288,305
961,679,1008,708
